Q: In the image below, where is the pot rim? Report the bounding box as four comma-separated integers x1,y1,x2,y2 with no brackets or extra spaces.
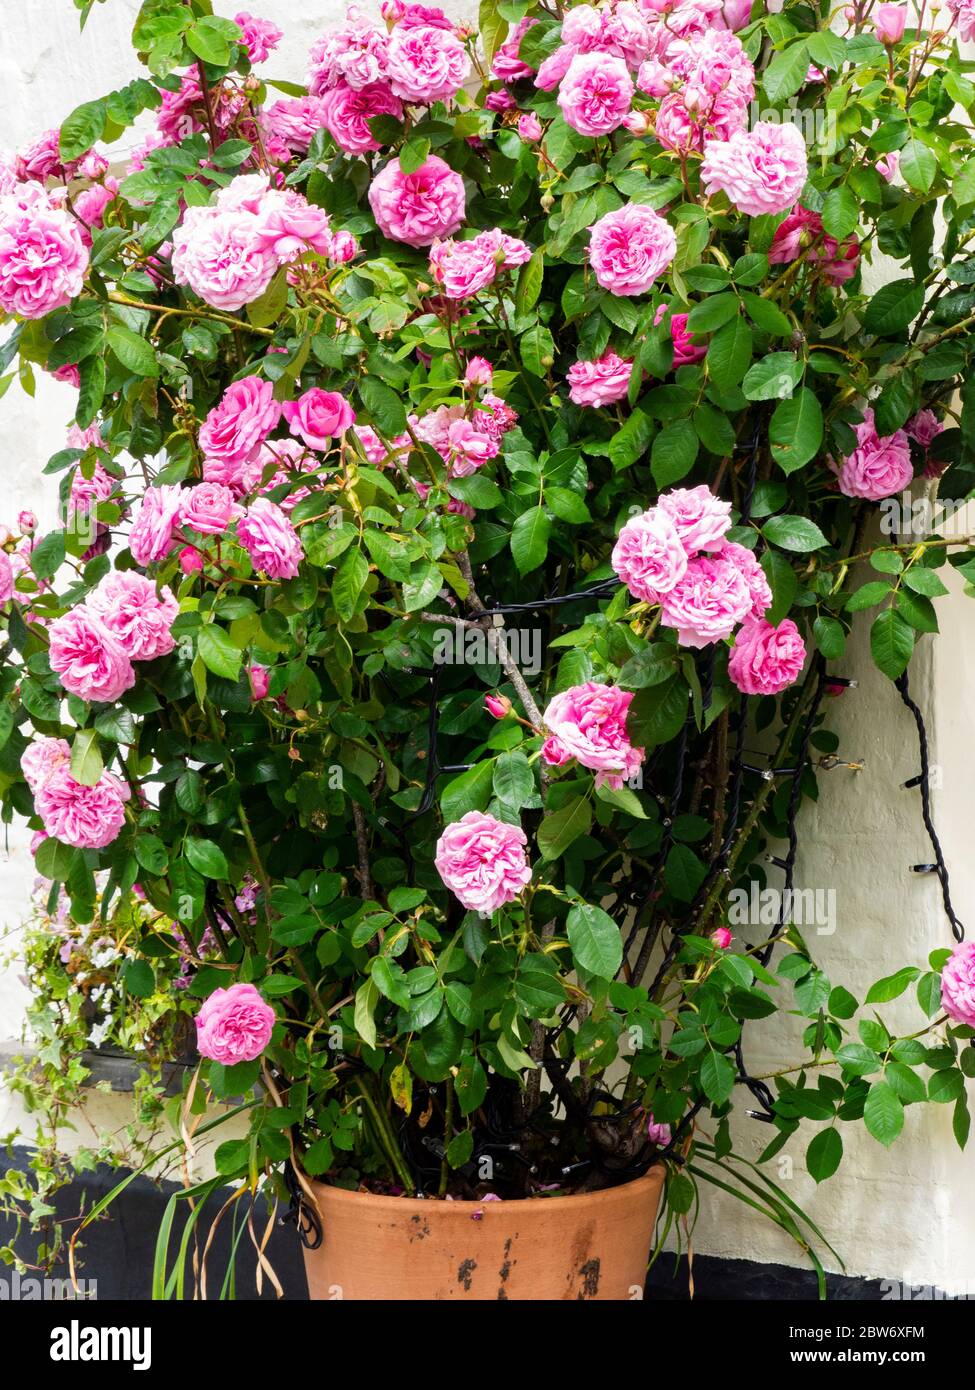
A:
303,1162,665,1217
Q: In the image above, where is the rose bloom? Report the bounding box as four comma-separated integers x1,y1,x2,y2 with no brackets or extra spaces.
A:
589,203,677,295
254,190,333,262
941,941,975,1027
701,121,808,217
236,497,304,579
447,418,500,476
465,356,493,387
836,408,913,501
234,11,283,63
484,692,511,719
0,550,13,605
265,96,329,152
611,506,688,600
654,90,747,153
172,204,278,311
434,810,533,914
282,388,355,450
946,0,975,42
721,540,772,618
0,184,89,319
248,663,270,700
196,982,276,1064
20,736,72,793
712,926,733,949
728,617,806,696
429,227,531,299
387,24,471,103
321,81,404,155
517,112,543,141
34,768,128,850
567,350,634,407
660,552,753,647
874,3,907,42
48,606,136,703
876,152,899,182
493,16,538,81
657,484,731,553
907,409,943,448
199,376,281,466
128,484,185,566
180,481,243,535
87,570,178,662
646,1114,672,1146
769,205,859,286
536,46,575,90
485,89,518,112
557,52,635,136
653,306,708,367
368,155,466,247
543,682,644,789
668,27,755,106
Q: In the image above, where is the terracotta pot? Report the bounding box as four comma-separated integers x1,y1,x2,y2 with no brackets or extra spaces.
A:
301,1166,665,1301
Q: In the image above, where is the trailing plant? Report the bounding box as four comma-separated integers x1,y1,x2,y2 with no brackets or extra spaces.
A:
1,0,974,1294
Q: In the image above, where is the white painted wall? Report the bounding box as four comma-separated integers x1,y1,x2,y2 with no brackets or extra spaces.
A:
1,0,972,1290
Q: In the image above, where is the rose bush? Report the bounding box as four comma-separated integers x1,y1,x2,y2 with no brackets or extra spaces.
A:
2,0,975,1292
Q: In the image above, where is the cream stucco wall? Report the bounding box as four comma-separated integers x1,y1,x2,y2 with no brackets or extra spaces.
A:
1,0,973,1288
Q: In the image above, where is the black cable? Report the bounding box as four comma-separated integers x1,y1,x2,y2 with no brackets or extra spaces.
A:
895,670,965,942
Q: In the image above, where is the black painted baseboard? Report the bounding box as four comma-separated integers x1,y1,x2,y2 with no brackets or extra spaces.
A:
1,1147,912,1301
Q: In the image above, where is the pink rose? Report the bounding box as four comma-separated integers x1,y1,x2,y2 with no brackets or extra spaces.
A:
941,941,975,1027
434,810,533,914
282,388,355,450
321,82,404,155
874,3,907,42
701,121,808,217
588,203,676,296
21,736,72,793
484,693,512,719
446,418,500,476
536,46,575,91
876,152,899,183
254,190,333,262
836,408,913,501
48,606,136,703
718,0,755,30
659,552,752,647
16,130,64,183
199,376,281,467
179,546,204,575
34,767,128,850
769,206,859,286
233,11,283,63
542,682,645,789
172,205,277,311
236,497,304,579
657,485,731,553
368,155,466,248
493,17,538,82
567,350,634,407
557,52,634,136
907,410,943,448
387,24,470,103
129,484,184,566
721,540,772,619
88,570,178,662
611,507,688,600
0,551,13,605
946,0,975,42
517,112,543,142
196,982,276,1064
180,482,243,535
265,96,329,153
327,229,359,263
712,926,733,949
248,663,270,700
728,617,806,696
541,735,572,766
465,356,493,387
646,1113,672,1146
0,184,89,319
429,227,531,299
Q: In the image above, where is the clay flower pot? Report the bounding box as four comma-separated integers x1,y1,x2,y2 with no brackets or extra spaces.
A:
302,1166,665,1301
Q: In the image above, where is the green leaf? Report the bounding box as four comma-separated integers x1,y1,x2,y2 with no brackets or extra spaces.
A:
59,98,107,161
835,1043,882,1076
440,760,494,822
70,728,103,787
707,317,753,391
864,1081,904,1147
742,353,803,402
770,390,823,473
520,323,555,378
821,186,858,241
665,843,706,902
864,966,921,1004
928,1068,965,1104
515,249,545,317
627,677,689,747
358,376,407,436
651,420,699,489
813,615,845,660
870,609,915,680
184,837,230,881
134,833,168,876
899,139,937,193
332,546,369,621
121,958,155,999
608,407,653,471
863,280,924,336
399,136,430,174
511,506,552,575
762,39,810,103
493,750,534,807
806,1127,843,1183
700,1050,736,1104
30,531,66,581
566,903,622,979
77,356,106,430
198,625,242,681
107,326,159,378
186,14,236,65
538,795,592,861
246,268,288,328
762,514,828,552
